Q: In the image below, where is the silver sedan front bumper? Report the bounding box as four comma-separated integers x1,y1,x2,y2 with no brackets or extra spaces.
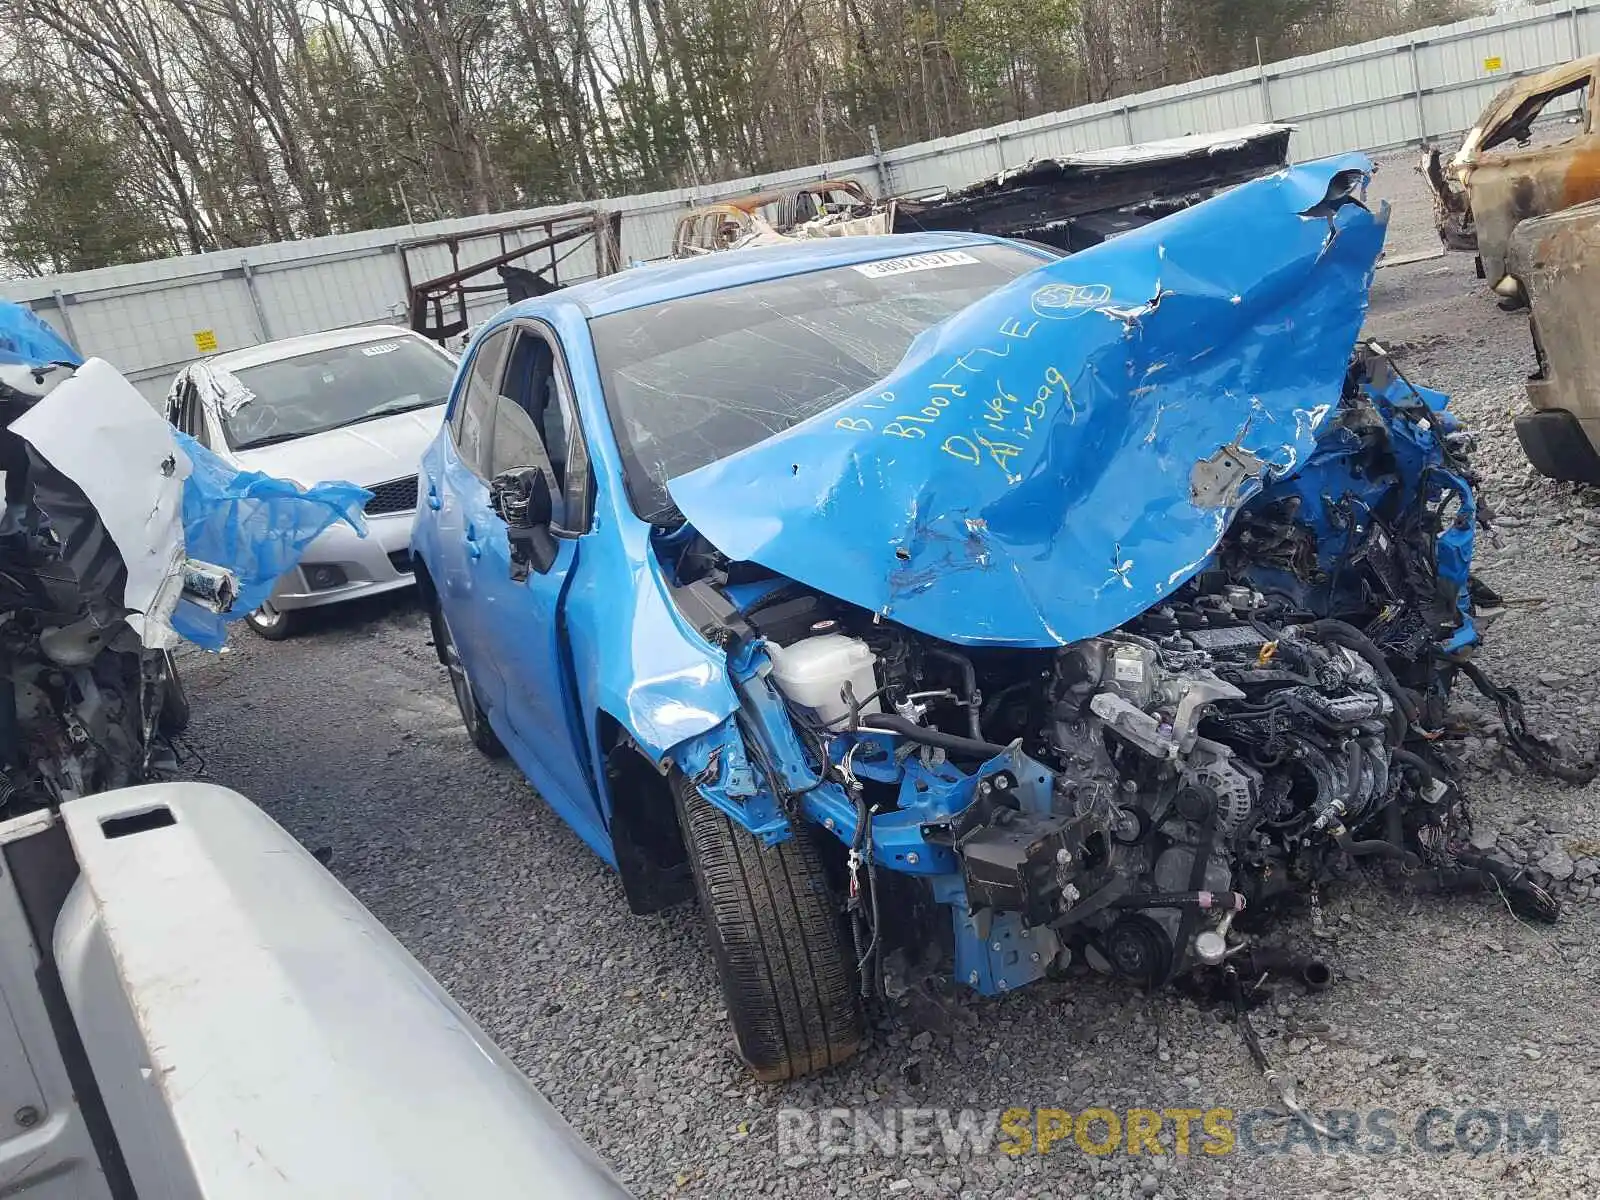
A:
265,509,417,612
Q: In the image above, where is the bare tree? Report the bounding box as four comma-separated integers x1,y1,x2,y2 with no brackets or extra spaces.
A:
0,0,1489,272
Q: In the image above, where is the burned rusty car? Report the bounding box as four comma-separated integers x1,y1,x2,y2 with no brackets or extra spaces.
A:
1504,197,1600,482
670,181,891,257
413,155,1579,1082
1426,54,1600,303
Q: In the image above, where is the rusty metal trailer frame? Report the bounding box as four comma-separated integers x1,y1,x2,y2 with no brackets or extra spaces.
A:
402,208,623,342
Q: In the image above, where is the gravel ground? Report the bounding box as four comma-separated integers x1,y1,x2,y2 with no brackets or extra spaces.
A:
174,153,1600,1199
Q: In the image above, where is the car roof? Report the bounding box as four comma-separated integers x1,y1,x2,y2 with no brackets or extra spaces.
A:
508,231,1028,321
202,324,427,372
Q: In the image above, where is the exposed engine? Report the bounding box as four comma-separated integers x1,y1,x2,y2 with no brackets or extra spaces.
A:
719,571,1559,995
659,344,1580,1000
0,359,189,814
0,557,180,809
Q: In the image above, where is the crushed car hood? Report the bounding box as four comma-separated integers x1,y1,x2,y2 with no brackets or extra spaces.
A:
668,155,1387,648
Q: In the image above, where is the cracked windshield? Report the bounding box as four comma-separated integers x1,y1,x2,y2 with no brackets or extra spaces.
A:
589,245,1042,521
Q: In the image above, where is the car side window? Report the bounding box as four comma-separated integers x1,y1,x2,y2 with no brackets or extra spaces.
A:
190,400,212,450
165,378,213,450
488,397,565,529
560,421,591,534
187,388,213,450
453,328,511,479
501,325,592,534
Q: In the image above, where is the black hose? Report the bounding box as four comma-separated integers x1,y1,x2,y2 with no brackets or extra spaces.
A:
1303,618,1420,727
857,712,1008,758
1390,747,1440,784
926,647,983,740
1110,891,1245,911
1383,791,1404,849
1240,947,1333,991
1333,827,1417,865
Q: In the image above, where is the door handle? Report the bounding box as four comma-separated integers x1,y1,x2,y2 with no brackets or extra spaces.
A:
425,480,441,511
465,523,481,560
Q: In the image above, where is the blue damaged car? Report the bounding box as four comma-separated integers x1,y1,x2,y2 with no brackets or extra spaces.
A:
411,156,1559,1081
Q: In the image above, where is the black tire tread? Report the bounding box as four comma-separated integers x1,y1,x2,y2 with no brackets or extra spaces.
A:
428,600,505,758
674,775,862,1080
246,606,299,641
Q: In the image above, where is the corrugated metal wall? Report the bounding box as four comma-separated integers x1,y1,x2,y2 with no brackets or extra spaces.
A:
5,0,1596,402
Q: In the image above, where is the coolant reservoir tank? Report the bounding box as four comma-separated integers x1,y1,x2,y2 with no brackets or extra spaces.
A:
765,633,880,726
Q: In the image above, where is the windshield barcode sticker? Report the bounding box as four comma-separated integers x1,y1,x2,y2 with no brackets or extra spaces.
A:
851,251,979,278
361,342,400,356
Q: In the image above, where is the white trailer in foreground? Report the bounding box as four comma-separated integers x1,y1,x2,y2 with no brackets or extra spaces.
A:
0,780,632,1198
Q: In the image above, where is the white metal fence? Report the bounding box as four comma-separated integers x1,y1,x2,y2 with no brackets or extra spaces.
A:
6,0,1597,402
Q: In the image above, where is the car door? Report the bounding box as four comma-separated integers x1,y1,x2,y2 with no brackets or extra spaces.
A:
471,321,606,846
431,326,513,714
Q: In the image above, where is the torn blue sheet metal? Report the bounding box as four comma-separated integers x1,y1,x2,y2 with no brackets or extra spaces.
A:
668,155,1388,649
1233,356,1478,650
170,431,370,649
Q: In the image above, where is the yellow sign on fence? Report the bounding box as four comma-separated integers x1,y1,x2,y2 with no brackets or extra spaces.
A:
193,329,218,353
1484,55,1504,72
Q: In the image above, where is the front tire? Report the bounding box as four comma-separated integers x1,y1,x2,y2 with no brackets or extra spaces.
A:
673,773,863,1080
246,601,301,641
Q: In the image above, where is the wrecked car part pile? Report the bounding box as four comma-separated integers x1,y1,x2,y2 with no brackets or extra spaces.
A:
652,156,1580,1030
893,124,1291,253
0,303,369,812
670,181,891,257
668,125,1290,262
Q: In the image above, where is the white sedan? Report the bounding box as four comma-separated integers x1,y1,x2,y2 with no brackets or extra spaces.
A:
165,325,457,639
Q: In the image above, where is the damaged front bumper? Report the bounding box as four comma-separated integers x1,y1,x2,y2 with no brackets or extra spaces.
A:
666,348,1515,1001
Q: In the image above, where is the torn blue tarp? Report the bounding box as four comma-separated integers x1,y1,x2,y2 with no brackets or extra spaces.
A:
171,431,370,648
0,315,368,648
668,155,1389,648
0,302,79,369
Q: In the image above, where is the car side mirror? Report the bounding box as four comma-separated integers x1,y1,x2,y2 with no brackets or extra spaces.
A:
489,467,557,578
